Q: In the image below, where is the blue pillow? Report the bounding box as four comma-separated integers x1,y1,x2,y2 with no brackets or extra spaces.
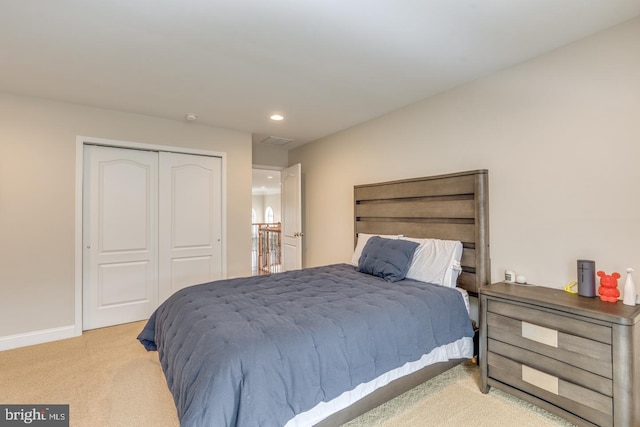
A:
357,236,419,282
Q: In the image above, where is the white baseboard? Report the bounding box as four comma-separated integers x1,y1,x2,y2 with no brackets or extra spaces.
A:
0,325,79,351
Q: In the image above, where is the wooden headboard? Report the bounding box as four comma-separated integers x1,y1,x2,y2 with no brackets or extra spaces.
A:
354,169,490,294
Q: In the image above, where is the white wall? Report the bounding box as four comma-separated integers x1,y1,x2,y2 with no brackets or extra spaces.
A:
252,195,265,223
289,17,640,290
0,93,252,341
251,194,281,223
263,193,282,223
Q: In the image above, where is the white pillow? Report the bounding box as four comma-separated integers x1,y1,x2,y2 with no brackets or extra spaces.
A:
351,233,402,266
401,237,463,287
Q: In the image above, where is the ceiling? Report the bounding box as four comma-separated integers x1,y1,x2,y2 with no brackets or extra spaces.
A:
252,168,281,196
2,1,640,150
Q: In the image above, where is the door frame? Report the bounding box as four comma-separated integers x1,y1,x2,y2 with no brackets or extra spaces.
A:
74,136,227,336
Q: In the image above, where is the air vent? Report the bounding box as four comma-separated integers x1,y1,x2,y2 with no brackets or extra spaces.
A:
260,136,294,146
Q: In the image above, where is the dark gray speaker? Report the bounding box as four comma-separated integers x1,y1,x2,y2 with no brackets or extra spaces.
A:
577,260,596,297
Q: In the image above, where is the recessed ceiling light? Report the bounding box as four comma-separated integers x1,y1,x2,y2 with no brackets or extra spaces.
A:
185,113,198,121
270,114,284,121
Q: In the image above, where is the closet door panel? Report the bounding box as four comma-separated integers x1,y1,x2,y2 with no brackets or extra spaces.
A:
83,146,159,330
159,152,223,302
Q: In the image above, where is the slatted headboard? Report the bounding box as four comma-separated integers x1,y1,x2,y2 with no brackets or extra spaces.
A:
354,169,490,294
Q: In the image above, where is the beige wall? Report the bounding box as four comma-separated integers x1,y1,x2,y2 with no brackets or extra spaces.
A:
252,141,289,168
289,17,640,289
0,93,252,338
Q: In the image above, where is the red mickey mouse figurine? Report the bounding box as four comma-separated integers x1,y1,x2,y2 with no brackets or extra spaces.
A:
597,270,621,302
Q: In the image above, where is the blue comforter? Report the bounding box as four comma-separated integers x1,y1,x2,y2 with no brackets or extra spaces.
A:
138,263,473,427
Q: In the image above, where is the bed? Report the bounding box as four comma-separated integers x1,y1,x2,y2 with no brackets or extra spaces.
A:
138,169,490,427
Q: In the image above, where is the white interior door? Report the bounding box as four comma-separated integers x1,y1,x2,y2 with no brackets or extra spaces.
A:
281,163,302,271
83,145,159,330
159,152,223,302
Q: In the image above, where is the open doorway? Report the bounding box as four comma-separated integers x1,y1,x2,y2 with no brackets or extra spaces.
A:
252,168,282,275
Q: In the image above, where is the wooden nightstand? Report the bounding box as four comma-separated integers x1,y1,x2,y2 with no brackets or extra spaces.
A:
479,282,640,427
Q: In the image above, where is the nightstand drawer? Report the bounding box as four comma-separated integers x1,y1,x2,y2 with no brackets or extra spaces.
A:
487,299,612,344
488,339,612,396
488,352,613,427
487,311,612,378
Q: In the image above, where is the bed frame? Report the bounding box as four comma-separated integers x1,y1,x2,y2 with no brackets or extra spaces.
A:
353,169,490,295
315,169,490,426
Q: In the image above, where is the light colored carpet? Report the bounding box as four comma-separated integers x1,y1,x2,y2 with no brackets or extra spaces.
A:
0,321,576,427
343,361,575,427
0,321,179,427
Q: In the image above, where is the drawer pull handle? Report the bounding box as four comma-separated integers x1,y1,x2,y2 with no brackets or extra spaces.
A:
522,321,558,347
522,365,559,395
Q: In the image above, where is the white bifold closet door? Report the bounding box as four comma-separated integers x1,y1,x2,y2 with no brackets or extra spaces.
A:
83,145,222,330
158,152,222,303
